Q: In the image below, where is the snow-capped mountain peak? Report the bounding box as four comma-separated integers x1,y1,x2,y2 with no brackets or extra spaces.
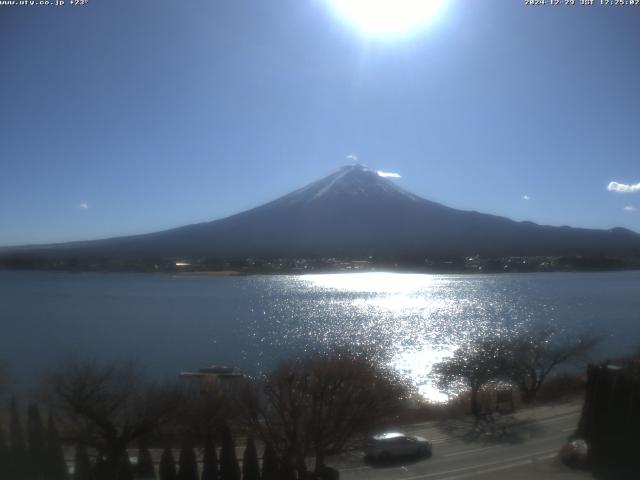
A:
276,164,420,205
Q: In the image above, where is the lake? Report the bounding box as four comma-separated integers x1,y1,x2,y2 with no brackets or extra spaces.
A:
0,270,638,400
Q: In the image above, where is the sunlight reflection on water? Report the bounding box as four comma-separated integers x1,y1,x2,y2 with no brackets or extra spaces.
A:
286,272,496,401
1,270,635,399
238,271,624,402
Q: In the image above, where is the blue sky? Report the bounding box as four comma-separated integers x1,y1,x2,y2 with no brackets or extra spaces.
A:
1,0,639,246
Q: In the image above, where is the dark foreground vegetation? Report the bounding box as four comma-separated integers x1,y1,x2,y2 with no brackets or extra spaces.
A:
0,327,624,480
573,355,640,479
0,352,408,480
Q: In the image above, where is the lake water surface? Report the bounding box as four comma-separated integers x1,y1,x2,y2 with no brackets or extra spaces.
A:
1,270,638,400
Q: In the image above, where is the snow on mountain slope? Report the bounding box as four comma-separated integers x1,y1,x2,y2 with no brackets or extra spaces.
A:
269,165,422,206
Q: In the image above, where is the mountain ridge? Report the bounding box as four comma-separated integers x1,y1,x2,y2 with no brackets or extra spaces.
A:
2,164,640,261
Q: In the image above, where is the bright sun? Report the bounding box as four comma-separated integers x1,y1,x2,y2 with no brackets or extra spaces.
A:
328,0,447,38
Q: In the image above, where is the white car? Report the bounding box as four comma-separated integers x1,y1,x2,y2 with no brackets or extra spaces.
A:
364,432,432,461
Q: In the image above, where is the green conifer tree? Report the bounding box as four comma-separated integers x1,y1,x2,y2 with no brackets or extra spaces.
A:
259,444,278,480
219,424,239,480
117,454,134,480
200,437,218,480
159,448,177,480
177,442,198,480
10,400,27,480
135,444,156,480
27,403,47,480
0,423,10,480
74,444,93,480
93,455,108,480
46,415,68,480
279,454,296,480
241,437,259,480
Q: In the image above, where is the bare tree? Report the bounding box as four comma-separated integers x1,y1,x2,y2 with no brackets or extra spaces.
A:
434,339,508,421
42,358,183,478
435,330,600,415
241,352,410,475
503,328,599,403
241,361,309,474
173,383,238,445
305,354,409,470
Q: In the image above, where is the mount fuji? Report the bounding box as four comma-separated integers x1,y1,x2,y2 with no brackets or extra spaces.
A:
4,165,640,260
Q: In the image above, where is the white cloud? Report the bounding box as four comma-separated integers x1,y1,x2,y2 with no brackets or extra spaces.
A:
522,194,531,201
607,181,640,193
377,170,401,178
623,205,637,212
346,154,358,162
79,201,89,209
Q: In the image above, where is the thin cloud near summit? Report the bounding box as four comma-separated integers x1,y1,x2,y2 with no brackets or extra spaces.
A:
377,170,401,178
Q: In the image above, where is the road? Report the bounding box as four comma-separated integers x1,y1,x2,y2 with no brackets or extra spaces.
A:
329,402,591,480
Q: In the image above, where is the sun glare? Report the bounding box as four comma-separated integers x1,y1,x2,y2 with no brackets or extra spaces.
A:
328,0,446,38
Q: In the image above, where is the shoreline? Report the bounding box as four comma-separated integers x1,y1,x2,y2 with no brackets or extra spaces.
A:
1,265,640,276
175,270,243,277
